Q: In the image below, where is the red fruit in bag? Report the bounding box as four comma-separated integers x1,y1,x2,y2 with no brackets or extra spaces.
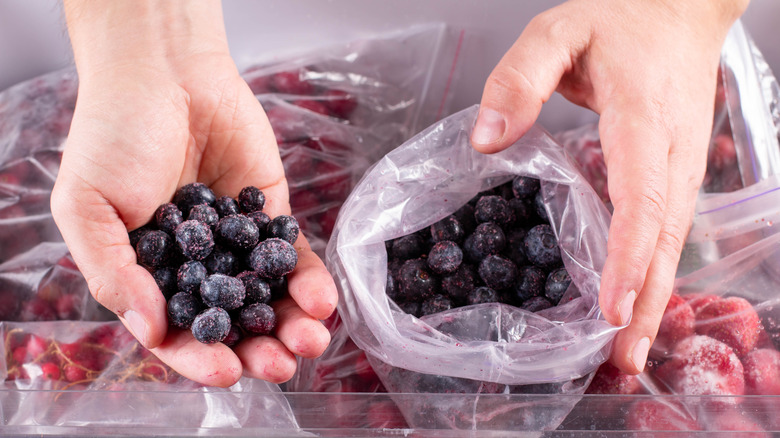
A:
40,362,61,380
654,294,695,354
743,348,780,395
625,399,701,432
270,69,315,95
707,405,768,436
695,296,759,357
293,99,331,117
586,362,642,394
323,89,358,119
655,335,744,399
683,293,719,315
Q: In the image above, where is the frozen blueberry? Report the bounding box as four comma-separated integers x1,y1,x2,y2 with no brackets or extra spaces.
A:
478,255,517,291
238,303,276,335
129,225,154,249
397,258,439,302
188,204,219,229
524,224,561,269
204,246,239,275
420,294,453,316
427,241,463,274
238,186,266,213
216,214,260,251
154,203,183,235
512,176,540,199
385,269,398,302
545,267,571,305
167,291,202,329
173,182,217,219
247,211,272,240
200,274,246,310
390,234,426,260
521,296,552,312
222,324,244,347
267,276,289,301
474,195,514,226
534,191,548,222
514,265,546,303
430,216,465,244
191,307,231,344
249,238,298,279
174,220,215,261
398,301,422,318
152,267,177,300
267,215,300,244
442,264,478,305
508,198,533,227
495,181,515,200
463,222,506,263
236,271,272,305
452,203,477,235
505,228,528,266
467,286,500,305
177,260,207,294
215,196,240,218
136,230,174,268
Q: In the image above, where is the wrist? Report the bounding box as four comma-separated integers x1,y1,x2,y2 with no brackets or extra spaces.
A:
64,0,230,80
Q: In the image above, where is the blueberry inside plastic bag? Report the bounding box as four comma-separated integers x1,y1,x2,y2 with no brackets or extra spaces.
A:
327,105,618,387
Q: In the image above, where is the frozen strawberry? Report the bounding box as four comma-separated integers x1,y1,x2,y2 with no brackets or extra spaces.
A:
683,293,719,315
706,405,768,436
654,294,695,355
696,297,760,357
655,335,744,399
625,400,701,432
742,348,780,396
586,362,642,394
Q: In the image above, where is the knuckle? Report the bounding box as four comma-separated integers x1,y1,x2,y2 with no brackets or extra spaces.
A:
636,186,667,227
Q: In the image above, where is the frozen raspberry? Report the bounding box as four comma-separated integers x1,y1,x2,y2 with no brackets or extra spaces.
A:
467,286,499,305
655,335,745,398
236,271,272,305
187,204,219,229
167,292,202,329
214,196,240,218
521,296,552,312
152,267,177,300
267,215,300,244
655,294,695,354
174,220,215,261
463,222,506,263
696,296,760,357
239,303,276,335
474,195,513,226
237,186,265,213
430,215,465,244
586,362,642,394
513,265,546,303
420,294,453,316
191,307,231,344
478,255,517,291
154,203,183,235
512,176,540,199
200,274,246,311
249,238,298,279
204,246,239,276
524,224,561,269
441,264,477,305
269,69,314,94
177,260,207,294
216,214,260,251
389,234,426,260
397,258,439,302
544,267,571,305
625,400,701,432
323,89,358,119
136,230,174,268
427,241,463,274
684,293,719,315
173,182,216,218
742,348,780,395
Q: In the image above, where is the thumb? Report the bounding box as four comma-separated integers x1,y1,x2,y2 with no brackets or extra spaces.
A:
472,10,590,153
51,168,168,349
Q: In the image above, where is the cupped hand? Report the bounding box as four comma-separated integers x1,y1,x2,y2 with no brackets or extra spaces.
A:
471,0,748,373
51,41,336,386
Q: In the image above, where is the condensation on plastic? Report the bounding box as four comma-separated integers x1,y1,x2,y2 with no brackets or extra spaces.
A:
327,105,617,387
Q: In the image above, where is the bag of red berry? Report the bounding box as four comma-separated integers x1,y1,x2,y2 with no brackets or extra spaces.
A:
326,104,617,428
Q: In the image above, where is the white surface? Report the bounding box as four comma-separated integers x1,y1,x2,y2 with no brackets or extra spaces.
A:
1,0,778,132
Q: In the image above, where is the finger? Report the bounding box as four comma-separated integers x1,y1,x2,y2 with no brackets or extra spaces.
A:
149,328,243,387
610,139,706,374
472,7,591,153
273,296,331,359
286,232,338,320
233,335,298,384
51,169,168,350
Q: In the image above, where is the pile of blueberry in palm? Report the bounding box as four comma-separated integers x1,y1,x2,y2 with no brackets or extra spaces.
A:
385,176,572,318
130,183,299,346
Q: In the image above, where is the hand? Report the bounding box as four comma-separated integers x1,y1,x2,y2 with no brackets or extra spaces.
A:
471,0,748,374
51,0,337,386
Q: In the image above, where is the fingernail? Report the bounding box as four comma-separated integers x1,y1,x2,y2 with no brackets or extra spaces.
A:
617,290,637,326
631,337,651,373
472,107,505,145
123,310,148,346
